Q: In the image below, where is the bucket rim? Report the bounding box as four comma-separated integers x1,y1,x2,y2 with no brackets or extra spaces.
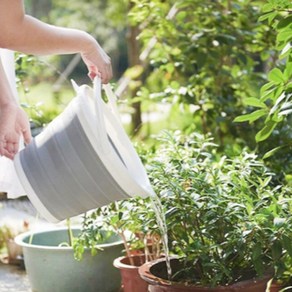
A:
14,227,124,250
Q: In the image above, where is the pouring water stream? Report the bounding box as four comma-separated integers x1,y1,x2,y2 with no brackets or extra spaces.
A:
147,186,172,280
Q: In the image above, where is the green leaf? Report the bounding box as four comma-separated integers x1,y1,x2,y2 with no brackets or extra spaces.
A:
271,240,282,260
234,109,267,123
268,68,285,83
273,86,285,102
277,29,292,43
260,82,274,94
252,243,262,260
277,15,292,29
263,145,286,159
258,11,275,22
243,98,267,109
255,120,277,142
261,86,284,103
276,39,288,51
271,114,284,123
282,235,292,257
280,43,292,59
261,3,273,13
215,34,236,44
171,47,182,56
165,63,175,74
260,50,271,61
270,93,287,114
176,11,187,21
284,62,292,79
125,65,144,79
273,217,286,227
252,243,264,275
268,12,278,24
260,88,275,102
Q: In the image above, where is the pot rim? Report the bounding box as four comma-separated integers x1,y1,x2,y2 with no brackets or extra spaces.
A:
15,227,124,251
138,257,273,290
113,255,146,270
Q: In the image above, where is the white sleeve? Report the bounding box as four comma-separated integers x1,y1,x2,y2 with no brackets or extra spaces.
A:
0,49,26,198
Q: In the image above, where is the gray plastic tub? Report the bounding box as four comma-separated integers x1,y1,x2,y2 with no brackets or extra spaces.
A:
14,79,153,222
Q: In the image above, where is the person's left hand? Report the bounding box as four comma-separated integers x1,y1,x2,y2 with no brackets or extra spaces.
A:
0,103,32,160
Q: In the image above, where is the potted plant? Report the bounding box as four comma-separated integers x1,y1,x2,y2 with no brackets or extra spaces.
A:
0,221,29,265
137,131,292,291
15,224,124,292
75,198,163,292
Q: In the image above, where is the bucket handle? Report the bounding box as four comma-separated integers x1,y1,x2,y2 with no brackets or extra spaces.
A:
92,77,111,153
103,84,124,127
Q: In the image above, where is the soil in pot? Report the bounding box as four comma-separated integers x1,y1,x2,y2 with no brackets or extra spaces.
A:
139,258,272,292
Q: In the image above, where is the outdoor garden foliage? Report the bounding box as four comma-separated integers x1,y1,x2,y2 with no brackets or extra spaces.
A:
16,0,292,289
128,0,292,178
146,131,292,286
21,0,292,179
235,0,292,174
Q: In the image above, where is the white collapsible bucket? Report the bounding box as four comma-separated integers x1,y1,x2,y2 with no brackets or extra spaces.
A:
14,78,153,222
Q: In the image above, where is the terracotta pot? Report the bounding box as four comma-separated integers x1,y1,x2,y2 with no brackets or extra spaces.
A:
269,282,285,292
139,258,272,292
114,255,149,292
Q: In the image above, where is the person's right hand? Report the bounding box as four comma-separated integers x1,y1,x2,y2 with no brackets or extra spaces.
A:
0,103,31,160
81,39,112,84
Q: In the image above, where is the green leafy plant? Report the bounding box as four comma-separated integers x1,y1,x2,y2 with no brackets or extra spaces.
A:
74,198,162,264
146,130,292,287
234,0,292,166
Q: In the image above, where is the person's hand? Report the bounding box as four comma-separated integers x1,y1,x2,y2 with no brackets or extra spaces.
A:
0,103,32,160
81,39,112,84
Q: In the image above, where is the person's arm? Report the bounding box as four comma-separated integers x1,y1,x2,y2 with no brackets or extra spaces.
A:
0,58,31,159
0,0,112,83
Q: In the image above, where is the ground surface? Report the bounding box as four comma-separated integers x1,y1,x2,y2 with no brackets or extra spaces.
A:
0,262,30,292
0,196,54,292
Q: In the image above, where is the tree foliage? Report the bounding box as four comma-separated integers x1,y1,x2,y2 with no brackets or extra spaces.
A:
128,0,291,178
129,0,274,143
19,0,291,179
234,0,292,175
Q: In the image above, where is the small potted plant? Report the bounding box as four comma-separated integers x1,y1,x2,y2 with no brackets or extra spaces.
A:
75,198,163,292
137,131,292,291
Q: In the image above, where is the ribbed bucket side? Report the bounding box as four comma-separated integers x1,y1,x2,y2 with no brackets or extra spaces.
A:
18,112,129,222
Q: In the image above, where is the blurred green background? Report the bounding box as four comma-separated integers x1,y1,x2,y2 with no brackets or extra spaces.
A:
17,0,291,184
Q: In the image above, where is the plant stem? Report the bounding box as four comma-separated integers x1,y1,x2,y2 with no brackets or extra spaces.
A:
66,218,74,247
144,236,150,262
194,215,205,245
29,212,39,245
119,231,135,266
